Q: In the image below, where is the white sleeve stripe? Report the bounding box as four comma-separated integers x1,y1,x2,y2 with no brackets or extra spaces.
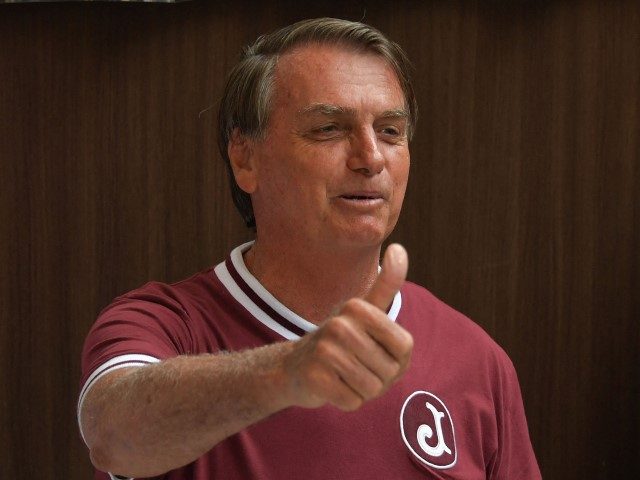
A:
77,354,160,444
109,473,134,480
78,354,161,409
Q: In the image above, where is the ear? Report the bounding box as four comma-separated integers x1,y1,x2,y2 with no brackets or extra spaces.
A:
228,128,258,194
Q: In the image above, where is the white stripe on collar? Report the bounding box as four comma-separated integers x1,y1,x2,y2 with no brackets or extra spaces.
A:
214,241,402,340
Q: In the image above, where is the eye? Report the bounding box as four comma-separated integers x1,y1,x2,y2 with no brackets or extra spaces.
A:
303,123,345,141
378,124,407,145
316,124,340,133
381,126,400,136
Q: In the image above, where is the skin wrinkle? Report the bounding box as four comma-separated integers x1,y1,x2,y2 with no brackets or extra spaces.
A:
298,102,410,119
295,104,409,149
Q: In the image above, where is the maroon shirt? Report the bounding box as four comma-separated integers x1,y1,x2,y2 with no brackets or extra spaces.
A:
79,242,541,479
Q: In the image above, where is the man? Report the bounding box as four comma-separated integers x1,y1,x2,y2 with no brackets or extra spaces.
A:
78,18,541,479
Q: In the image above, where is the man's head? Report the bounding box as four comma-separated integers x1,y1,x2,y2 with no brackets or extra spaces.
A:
218,18,417,233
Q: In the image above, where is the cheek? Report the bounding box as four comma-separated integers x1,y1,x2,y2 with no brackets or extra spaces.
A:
390,154,410,198
261,158,328,209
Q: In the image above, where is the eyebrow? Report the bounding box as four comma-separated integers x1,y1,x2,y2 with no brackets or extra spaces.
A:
379,108,410,119
297,103,409,120
298,103,355,117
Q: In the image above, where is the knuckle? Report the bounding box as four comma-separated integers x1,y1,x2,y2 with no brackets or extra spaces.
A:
386,359,402,379
401,330,414,352
391,326,413,354
341,298,368,316
313,337,333,359
325,315,348,336
340,394,363,412
324,316,358,345
367,376,385,398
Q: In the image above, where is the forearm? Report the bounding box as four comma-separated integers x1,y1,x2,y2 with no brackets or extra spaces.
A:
82,342,294,478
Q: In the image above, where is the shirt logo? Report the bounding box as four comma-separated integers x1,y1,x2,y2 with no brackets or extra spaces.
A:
400,391,457,469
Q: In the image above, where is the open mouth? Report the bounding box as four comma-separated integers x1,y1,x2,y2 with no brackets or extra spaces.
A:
340,195,380,200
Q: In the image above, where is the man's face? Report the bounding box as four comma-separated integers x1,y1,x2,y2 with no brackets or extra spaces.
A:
249,43,410,249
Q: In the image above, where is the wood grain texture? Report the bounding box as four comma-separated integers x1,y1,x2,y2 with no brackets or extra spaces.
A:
1,1,638,478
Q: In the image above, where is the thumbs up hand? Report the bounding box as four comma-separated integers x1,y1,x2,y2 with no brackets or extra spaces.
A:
282,244,414,411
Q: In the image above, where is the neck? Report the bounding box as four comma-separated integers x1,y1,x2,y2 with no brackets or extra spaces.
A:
243,238,381,324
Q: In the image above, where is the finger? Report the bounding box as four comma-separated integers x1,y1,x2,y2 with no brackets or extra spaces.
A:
323,344,385,402
303,364,364,411
325,313,401,383
364,243,408,312
331,376,366,412
341,299,414,363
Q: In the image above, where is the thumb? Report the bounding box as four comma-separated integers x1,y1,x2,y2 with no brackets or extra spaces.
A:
365,243,409,311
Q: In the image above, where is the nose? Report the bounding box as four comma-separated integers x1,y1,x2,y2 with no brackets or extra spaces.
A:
347,128,384,176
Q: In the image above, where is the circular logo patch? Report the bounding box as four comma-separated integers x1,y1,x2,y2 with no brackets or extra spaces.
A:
400,391,457,469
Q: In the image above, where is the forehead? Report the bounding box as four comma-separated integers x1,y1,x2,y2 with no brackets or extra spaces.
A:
271,43,405,112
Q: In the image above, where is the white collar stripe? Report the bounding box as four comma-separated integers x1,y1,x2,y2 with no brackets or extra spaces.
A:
229,242,318,332
214,242,403,341
225,257,308,337
214,261,302,341
388,285,403,319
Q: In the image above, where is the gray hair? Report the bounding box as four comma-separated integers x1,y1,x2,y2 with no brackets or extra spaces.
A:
217,17,418,230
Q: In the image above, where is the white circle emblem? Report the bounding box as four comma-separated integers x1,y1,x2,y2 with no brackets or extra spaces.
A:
399,391,457,469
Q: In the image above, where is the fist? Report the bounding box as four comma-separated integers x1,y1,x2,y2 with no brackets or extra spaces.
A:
283,244,414,411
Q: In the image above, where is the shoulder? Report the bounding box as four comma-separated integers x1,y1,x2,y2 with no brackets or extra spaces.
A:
87,267,223,354
399,281,514,370
81,267,225,376
103,267,220,316
128,267,218,300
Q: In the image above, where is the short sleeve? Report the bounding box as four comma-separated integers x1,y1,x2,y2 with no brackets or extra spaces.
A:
77,282,196,444
487,359,542,479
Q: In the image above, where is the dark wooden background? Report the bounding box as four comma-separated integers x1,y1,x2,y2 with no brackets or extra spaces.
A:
1,0,638,478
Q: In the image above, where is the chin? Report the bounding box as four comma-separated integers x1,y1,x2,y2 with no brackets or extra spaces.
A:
332,222,391,249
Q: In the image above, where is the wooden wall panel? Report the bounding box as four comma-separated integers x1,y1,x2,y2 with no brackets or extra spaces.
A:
1,1,638,478
389,2,640,477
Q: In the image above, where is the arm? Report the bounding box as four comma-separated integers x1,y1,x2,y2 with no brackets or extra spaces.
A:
81,343,293,478
81,245,414,478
